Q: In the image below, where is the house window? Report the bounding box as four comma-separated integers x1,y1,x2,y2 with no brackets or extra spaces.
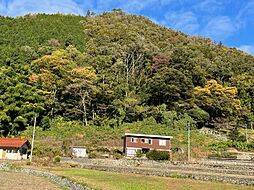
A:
159,139,166,146
13,149,18,153
131,138,137,143
6,149,12,153
141,138,152,144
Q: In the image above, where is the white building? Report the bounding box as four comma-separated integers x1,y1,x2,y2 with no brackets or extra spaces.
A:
72,146,88,158
0,138,30,160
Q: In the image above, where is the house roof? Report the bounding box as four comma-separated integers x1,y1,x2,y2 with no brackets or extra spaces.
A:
0,138,30,148
72,146,86,149
124,133,173,139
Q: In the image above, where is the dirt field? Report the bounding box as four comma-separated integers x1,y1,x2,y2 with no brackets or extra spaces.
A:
0,171,63,190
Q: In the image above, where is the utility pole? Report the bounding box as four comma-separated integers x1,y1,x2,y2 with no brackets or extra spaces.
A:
187,121,191,162
30,114,38,162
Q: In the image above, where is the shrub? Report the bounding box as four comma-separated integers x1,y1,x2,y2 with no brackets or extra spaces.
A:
113,153,123,160
232,141,254,151
96,146,110,153
88,151,97,159
208,141,232,151
54,155,61,163
136,150,143,158
146,150,169,161
33,141,61,159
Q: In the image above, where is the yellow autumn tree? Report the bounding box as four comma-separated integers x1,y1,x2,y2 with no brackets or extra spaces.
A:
30,48,97,122
194,80,241,118
31,49,75,116
65,66,97,125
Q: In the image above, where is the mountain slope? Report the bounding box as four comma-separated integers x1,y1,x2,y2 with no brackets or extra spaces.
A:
0,10,254,136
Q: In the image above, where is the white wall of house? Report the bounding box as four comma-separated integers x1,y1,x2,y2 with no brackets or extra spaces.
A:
125,147,141,157
6,150,22,160
0,144,29,160
72,147,88,158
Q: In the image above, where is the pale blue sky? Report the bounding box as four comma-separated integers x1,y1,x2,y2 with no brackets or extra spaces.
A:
0,0,254,55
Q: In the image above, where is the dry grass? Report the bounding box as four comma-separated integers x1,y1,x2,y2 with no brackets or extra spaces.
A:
0,171,63,190
240,129,254,141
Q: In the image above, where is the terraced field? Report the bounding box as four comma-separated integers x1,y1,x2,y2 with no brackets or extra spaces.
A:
61,158,254,185
51,168,254,190
2,159,254,190
0,171,63,190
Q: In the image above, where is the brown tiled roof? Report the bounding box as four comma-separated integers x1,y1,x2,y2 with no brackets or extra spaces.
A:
0,138,30,148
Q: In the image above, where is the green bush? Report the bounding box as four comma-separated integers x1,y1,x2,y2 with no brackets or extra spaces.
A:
146,150,169,161
136,150,143,158
232,141,254,151
113,153,123,160
33,141,61,158
208,141,232,151
96,146,110,153
54,155,61,163
88,151,97,159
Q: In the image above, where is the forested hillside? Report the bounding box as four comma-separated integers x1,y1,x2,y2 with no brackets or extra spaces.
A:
0,10,254,138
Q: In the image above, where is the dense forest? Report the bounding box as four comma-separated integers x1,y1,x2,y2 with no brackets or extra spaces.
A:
0,10,254,137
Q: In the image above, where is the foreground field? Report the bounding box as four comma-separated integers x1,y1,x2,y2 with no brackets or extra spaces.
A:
0,171,63,190
51,168,254,190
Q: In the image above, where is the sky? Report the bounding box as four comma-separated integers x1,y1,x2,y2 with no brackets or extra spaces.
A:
0,0,254,55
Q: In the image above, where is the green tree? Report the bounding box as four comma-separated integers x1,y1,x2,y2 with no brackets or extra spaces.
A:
147,68,193,107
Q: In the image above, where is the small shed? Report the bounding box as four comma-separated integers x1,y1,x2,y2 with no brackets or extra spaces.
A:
0,138,30,160
72,146,88,158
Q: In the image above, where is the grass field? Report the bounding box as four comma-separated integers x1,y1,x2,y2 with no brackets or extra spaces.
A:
0,171,63,190
50,168,254,190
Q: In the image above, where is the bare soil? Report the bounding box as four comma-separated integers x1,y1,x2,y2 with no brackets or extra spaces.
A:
0,171,63,190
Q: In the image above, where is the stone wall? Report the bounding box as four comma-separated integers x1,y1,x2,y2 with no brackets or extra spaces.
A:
61,157,254,186
0,162,90,190
81,164,254,185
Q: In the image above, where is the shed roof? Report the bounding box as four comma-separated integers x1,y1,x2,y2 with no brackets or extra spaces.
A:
72,146,86,149
124,133,173,139
0,138,30,148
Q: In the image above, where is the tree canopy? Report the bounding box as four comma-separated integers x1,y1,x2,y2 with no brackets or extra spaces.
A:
0,11,254,135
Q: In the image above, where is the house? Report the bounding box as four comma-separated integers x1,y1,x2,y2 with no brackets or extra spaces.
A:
123,133,173,157
72,146,88,158
0,138,30,160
